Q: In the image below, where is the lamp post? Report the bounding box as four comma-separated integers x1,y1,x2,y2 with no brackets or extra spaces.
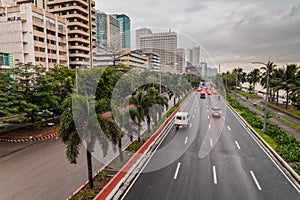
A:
251,61,270,133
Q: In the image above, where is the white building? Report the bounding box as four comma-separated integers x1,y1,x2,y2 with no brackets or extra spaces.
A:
0,3,69,69
137,28,177,73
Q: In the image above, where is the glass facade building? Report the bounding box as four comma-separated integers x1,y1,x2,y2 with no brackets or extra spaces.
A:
112,14,130,49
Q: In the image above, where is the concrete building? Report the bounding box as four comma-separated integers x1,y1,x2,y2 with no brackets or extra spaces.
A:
135,27,152,49
144,52,160,72
186,48,193,67
176,48,185,74
137,28,177,73
0,3,68,69
193,46,200,66
113,14,130,49
45,0,96,69
200,61,207,77
95,11,121,53
118,49,148,69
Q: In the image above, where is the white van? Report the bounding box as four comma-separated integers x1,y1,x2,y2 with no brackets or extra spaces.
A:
174,112,190,130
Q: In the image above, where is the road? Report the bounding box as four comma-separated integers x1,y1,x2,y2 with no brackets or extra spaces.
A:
0,138,104,200
121,92,300,200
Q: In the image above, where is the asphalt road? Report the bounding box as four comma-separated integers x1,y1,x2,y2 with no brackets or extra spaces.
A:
0,138,104,200
122,92,300,200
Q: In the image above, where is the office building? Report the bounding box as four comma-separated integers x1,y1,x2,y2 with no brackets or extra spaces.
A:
137,28,177,73
144,52,160,72
113,14,130,49
95,11,121,52
118,49,148,69
0,3,69,69
176,48,185,74
135,27,152,49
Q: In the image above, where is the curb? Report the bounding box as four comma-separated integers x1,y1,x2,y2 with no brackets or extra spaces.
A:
0,129,59,143
93,92,192,200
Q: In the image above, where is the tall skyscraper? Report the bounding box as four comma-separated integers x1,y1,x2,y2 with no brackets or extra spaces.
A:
193,46,200,66
137,28,177,73
112,14,130,49
95,11,121,52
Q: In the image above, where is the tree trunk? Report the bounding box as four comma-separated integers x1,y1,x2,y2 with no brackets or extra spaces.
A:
137,125,141,142
276,90,279,106
173,96,176,106
147,115,151,134
118,138,123,162
86,149,93,189
285,90,289,109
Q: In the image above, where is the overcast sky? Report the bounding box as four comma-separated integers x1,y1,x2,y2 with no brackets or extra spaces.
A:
96,0,300,72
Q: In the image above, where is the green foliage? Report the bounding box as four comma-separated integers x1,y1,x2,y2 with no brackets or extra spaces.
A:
126,140,144,152
97,171,107,181
227,95,300,174
166,102,179,117
78,189,95,200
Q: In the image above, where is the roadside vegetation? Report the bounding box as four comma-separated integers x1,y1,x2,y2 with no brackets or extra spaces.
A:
226,95,300,175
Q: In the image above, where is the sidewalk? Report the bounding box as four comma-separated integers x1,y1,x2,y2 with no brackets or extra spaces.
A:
231,92,300,141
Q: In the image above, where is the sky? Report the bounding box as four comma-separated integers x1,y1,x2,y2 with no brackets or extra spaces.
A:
96,0,300,72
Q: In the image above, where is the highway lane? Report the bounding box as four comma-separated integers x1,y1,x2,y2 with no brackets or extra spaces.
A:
122,92,300,200
0,138,104,200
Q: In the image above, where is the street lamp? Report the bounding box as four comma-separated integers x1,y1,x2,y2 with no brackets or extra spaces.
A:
251,61,270,133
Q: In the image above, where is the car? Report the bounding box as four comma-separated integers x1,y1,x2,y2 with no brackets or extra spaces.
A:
200,92,205,99
174,112,190,130
211,107,222,118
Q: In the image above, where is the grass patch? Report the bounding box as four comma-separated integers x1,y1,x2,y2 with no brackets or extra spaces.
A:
237,90,262,99
275,116,300,131
254,128,278,149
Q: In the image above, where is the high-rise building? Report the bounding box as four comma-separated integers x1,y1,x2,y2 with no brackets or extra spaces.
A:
176,48,185,74
45,0,96,69
113,14,130,49
95,11,121,52
0,0,15,7
135,27,152,49
186,48,193,66
193,46,200,66
137,28,177,73
0,3,69,69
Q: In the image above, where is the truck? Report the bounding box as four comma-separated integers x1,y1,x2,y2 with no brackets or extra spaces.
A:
174,111,190,130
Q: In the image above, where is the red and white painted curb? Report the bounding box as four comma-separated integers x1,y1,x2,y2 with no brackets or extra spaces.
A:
0,129,59,143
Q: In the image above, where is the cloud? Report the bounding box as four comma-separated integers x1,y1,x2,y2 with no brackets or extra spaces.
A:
96,0,300,71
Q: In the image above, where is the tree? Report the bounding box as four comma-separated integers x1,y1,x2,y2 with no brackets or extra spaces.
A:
279,64,299,109
260,62,276,102
271,68,284,105
247,68,260,93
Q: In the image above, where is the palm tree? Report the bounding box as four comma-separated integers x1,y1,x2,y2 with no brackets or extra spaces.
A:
271,68,284,105
247,68,260,93
144,87,168,133
290,69,300,109
260,62,276,102
129,91,146,141
279,64,299,109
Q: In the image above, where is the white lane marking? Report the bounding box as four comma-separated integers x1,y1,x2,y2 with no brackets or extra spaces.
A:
227,125,231,131
174,162,181,179
235,141,241,150
207,105,208,108
210,138,213,147
213,166,217,184
208,115,210,119
207,109,209,112
190,123,192,128
223,116,225,120
209,124,211,129
195,108,197,112
184,137,188,144
192,114,195,118
250,171,262,191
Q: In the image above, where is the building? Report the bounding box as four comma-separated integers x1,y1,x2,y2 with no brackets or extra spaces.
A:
144,52,160,72
95,11,121,53
176,48,185,74
0,3,68,69
45,0,96,69
118,49,148,69
112,14,130,49
135,27,152,49
137,28,177,73
186,48,193,66
193,46,200,66
185,66,201,76
0,0,15,7
200,61,207,77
